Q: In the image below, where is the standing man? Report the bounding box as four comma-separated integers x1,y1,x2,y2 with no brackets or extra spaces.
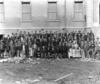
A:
25,42,29,58
93,37,100,59
65,42,69,58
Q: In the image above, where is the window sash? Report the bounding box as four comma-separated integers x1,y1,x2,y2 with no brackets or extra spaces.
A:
22,2,31,20
48,2,57,20
48,12,57,20
74,3,83,12
22,4,30,12
48,3,57,12
22,13,31,20
74,1,84,20
74,12,83,20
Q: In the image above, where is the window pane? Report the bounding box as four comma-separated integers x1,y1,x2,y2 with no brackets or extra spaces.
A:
0,13,4,22
22,4,30,12
74,3,79,12
78,13,83,19
74,13,79,19
79,3,83,11
22,13,31,20
48,13,57,20
74,1,83,20
0,2,4,12
74,2,83,12
75,12,83,20
48,3,57,12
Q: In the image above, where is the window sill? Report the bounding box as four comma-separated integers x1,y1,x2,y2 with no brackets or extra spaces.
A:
73,19,85,22
46,20,59,22
20,20,32,22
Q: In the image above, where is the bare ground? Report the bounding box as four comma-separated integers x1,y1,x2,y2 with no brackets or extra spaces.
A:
0,59,100,84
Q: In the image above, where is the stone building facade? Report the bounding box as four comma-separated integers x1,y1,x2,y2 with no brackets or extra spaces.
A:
0,0,99,37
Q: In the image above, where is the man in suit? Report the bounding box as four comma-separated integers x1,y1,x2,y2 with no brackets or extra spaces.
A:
25,42,29,58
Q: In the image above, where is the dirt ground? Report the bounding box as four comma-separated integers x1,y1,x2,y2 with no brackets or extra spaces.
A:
0,59,100,84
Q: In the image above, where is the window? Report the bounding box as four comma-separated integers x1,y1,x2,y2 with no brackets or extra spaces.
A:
74,1,84,21
0,2,4,22
47,2,58,20
22,2,31,21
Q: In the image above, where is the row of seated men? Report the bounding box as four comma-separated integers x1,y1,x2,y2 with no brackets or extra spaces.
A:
0,30,96,59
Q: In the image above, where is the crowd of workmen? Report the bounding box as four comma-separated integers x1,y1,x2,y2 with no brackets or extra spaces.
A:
0,29,99,59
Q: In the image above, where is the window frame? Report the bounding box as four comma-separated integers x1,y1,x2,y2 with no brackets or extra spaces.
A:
46,1,59,22
0,1,5,23
21,1,32,22
73,0,85,22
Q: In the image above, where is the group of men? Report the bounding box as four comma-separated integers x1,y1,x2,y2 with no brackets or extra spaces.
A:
0,29,97,59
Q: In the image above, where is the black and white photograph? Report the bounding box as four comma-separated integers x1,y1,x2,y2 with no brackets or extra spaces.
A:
0,0,100,84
